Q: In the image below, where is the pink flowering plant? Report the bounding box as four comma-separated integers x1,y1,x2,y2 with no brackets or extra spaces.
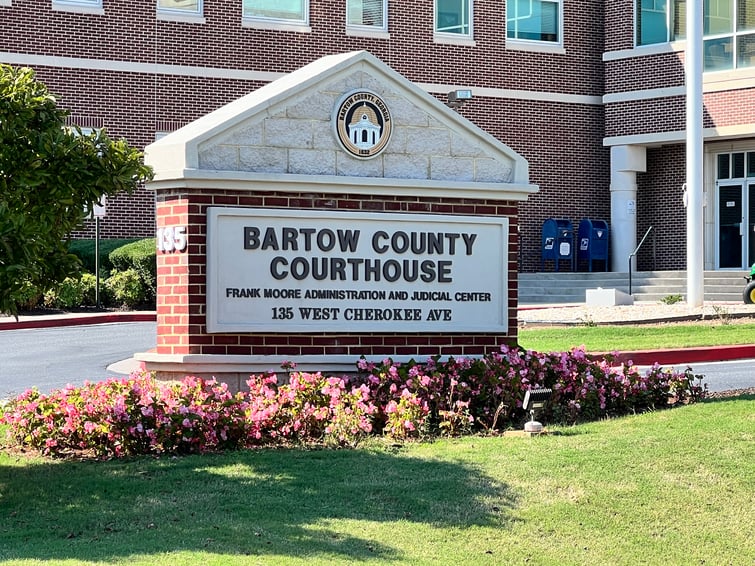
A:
1,345,706,459
353,346,706,434
321,380,376,448
272,368,375,446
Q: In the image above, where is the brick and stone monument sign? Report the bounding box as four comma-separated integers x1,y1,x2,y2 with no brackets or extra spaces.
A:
137,51,537,390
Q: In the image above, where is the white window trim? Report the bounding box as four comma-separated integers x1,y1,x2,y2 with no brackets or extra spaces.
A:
434,0,474,42
345,0,388,34
241,19,312,32
603,40,685,61
505,0,563,50
157,0,204,22
242,0,311,32
346,28,391,39
433,34,477,46
158,12,206,24
52,0,104,15
506,40,566,54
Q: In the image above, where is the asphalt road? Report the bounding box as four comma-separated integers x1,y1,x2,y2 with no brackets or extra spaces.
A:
669,359,755,393
0,321,752,398
0,322,156,398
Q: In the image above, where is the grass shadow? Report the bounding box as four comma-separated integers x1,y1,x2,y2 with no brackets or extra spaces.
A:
0,446,516,563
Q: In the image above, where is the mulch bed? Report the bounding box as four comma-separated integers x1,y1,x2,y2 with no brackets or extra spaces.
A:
705,387,755,399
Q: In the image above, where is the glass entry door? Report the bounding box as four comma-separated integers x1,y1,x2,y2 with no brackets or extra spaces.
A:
749,183,755,267
717,182,754,268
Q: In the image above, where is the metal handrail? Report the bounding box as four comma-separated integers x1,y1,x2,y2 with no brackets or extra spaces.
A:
628,226,655,296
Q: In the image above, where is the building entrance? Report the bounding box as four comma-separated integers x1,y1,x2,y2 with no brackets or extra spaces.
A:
716,182,755,269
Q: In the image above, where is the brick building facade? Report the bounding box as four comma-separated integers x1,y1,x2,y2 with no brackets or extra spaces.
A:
2,0,755,272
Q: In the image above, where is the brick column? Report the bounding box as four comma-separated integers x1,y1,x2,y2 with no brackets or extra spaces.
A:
155,195,191,355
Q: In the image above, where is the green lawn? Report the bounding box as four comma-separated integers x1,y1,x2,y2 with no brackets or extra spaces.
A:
1,396,753,565
518,321,755,352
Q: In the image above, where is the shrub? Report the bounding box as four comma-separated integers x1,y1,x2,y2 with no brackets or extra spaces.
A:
355,346,707,434
0,371,377,458
43,277,85,309
660,294,683,305
0,375,252,459
1,347,708,460
67,238,139,275
108,238,156,300
41,273,101,309
104,268,147,308
79,273,98,306
11,280,44,312
243,369,376,447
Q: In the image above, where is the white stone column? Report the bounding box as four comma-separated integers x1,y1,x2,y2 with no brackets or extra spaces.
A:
610,145,646,272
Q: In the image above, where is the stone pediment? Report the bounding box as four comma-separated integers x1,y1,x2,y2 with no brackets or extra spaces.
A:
146,51,537,201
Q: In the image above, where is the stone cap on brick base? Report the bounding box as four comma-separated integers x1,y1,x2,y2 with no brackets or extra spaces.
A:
145,50,537,201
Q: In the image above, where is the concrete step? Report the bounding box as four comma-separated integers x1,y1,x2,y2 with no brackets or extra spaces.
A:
519,270,749,304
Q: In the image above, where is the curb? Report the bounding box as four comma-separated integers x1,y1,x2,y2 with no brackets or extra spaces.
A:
597,344,755,366
2,311,754,367
0,312,156,331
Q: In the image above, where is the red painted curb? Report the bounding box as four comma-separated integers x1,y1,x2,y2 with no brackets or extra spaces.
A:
0,312,156,331
594,344,755,366
2,312,753,366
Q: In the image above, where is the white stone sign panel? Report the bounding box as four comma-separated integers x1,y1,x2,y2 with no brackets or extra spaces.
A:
206,207,508,333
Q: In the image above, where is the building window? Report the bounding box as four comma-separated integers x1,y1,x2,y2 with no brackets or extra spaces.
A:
717,151,754,179
243,0,308,24
53,0,102,7
347,0,386,30
158,0,202,16
636,0,682,45
435,0,471,36
704,0,755,71
637,0,755,71
52,0,103,12
507,0,560,43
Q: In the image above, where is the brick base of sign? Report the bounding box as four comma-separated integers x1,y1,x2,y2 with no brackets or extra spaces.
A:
153,188,521,374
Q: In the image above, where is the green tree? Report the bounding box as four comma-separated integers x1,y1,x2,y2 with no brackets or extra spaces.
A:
0,64,153,317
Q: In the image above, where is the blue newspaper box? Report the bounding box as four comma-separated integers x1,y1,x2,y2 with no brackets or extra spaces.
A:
577,219,609,272
541,218,574,272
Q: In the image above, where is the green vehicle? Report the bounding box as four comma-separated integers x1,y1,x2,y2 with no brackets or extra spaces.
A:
745,263,755,304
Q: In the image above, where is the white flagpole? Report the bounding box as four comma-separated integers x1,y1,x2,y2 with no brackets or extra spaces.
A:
686,0,705,308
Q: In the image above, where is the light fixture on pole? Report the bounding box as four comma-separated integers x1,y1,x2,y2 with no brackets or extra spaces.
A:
447,89,473,108
91,197,107,309
522,388,552,433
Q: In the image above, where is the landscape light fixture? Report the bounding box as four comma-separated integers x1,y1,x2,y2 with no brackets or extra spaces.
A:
522,388,552,433
447,89,473,108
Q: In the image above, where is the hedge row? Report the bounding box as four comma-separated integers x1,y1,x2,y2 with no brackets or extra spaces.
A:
0,347,707,459
17,238,156,310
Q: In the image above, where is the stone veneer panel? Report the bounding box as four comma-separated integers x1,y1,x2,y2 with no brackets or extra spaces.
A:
383,154,430,179
238,146,288,173
288,148,337,176
430,156,475,181
194,70,516,183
